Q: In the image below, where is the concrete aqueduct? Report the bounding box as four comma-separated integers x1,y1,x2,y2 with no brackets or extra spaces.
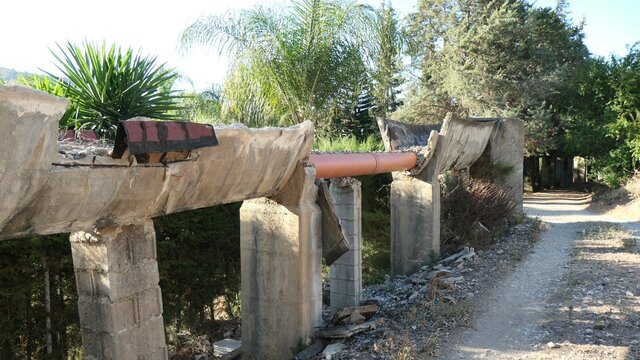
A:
0,85,523,359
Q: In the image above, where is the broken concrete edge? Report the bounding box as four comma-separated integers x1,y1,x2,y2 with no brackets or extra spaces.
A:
316,179,351,265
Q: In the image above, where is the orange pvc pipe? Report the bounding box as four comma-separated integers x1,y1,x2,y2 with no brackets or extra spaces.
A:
308,152,418,179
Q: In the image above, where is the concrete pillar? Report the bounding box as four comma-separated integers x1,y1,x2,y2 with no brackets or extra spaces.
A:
69,220,167,360
488,118,525,212
240,165,322,359
329,178,362,309
390,172,440,276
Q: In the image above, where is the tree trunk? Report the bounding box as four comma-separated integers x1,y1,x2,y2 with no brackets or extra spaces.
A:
43,260,52,356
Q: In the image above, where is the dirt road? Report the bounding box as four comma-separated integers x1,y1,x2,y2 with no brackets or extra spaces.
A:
438,191,640,359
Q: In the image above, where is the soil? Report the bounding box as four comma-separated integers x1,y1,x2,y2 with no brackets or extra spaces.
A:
438,191,640,360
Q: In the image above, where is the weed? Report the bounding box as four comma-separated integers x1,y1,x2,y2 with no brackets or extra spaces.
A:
623,238,638,250
568,305,574,322
428,299,472,327
421,330,441,356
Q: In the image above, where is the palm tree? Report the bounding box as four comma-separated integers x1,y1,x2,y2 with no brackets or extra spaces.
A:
180,0,376,128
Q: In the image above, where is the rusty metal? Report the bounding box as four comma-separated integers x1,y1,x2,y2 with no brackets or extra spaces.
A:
112,118,218,159
308,152,418,179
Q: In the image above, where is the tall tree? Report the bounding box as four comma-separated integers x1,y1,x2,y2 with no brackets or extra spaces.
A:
180,0,376,129
370,1,405,117
403,0,589,154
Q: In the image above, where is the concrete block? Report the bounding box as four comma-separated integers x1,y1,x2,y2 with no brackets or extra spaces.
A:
75,261,160,301
70,221,167,359
70,223,157,272
82,316,167,360
78,286,163,333
330,277,361,296
330,263,362,282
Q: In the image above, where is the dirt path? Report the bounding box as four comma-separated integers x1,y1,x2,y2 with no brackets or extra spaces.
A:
438,191,640,360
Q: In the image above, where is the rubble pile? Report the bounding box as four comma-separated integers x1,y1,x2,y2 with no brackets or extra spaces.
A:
57,138,112,159
295,247,478,360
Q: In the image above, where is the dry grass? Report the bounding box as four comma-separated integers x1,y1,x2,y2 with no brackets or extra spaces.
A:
441,174,519,254
591,174,640,221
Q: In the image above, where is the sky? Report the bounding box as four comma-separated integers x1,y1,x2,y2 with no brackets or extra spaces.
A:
1,0,638,90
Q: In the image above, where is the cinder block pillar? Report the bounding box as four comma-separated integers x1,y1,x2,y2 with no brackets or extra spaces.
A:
329,178,362,309
240,165,322,359
390,173,440,276
488,118,525,212
70,220,167,360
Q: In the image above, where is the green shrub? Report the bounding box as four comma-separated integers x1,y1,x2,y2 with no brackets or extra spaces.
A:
154,204,241,337
17,74,79,129
49,41,183,138
314,134,384,152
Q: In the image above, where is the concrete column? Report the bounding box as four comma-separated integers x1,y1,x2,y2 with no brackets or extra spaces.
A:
240,165,322,359
329,178,362,309
69,220,167,360
390,172,440,276
488,118,525,212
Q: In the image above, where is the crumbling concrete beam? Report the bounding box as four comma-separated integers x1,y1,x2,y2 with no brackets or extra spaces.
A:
0,86,314,240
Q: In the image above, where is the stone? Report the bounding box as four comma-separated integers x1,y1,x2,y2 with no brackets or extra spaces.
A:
213,338,243,360
322,343,345,359
316,320,381,339
471,221,491,244
330,304,379,324
294,340,324,360
350,311,366,324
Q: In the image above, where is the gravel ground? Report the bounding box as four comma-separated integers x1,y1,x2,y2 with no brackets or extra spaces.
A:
438,191,640,360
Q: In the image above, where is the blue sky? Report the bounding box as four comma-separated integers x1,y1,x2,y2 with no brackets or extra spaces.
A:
1,0,638,90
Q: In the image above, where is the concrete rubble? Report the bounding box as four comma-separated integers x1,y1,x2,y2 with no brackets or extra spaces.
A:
294,247,478,359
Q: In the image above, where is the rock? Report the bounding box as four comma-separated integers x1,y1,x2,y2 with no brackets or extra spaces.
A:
350,311,366,324
295,340,324,360
317,320,382,339
322,343,345,359
441,276,464,285
429,269,453,279
546,342,560,348
471,221,491,243
455,250,476,263
466,292,475,299
626,291,634,297
213,338,243,360
331,304,379,324
408,291,420,301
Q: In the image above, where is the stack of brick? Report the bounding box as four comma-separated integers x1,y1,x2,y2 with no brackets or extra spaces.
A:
70,221,167,359
329,178,363,309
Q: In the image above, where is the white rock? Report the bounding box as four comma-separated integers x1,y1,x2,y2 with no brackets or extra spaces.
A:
322,343,345,359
